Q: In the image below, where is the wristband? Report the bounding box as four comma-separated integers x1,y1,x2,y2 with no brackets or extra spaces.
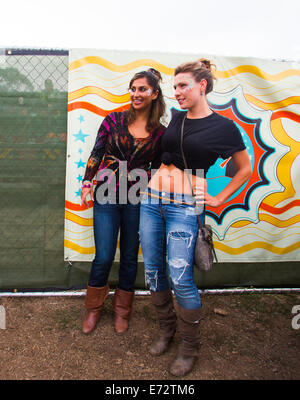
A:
81,180,92,189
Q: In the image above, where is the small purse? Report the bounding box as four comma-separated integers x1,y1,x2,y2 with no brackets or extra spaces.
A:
180,114,218,272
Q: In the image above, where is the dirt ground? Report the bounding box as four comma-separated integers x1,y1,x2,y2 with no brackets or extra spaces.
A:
0,291,299,381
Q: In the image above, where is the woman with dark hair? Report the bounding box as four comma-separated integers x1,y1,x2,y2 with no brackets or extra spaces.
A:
139,59,252,376
81,69,165,335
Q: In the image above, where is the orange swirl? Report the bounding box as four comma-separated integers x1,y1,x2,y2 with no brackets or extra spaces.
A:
271,110,300,123
65,200,94,211
68,101,130,116
260,200,300,215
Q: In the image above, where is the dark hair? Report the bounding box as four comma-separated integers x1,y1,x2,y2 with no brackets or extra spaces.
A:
174,58,216,94
126,68,166,133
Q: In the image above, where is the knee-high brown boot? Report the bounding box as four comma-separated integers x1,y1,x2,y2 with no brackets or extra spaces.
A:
169,304,201,377
149,289,177,356
82,284,109,334
112,288,134,334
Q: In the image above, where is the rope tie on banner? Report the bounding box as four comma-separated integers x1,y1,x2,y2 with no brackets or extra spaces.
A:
65,258,72,272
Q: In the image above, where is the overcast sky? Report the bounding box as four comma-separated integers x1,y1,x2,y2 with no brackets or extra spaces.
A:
1,0,300,61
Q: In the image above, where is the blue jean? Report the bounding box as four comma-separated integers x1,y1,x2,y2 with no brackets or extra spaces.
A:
139,188,204,310
88,194,140,292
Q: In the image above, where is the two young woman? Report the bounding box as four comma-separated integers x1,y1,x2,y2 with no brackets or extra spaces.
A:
81,59,251,377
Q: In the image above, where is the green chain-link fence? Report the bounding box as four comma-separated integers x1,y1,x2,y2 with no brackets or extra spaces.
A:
0,49,89,290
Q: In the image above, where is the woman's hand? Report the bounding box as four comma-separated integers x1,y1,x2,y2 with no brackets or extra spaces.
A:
81,185,94,208
194,150,252,208
194,187,222,208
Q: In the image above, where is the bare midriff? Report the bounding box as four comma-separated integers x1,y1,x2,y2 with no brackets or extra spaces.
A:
149,163,206,194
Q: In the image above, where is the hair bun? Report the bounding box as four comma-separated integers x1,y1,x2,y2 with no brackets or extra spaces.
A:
199,58,212,71
147,68,162,82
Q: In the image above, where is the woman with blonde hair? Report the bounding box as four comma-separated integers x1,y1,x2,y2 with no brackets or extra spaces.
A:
139,59,251,376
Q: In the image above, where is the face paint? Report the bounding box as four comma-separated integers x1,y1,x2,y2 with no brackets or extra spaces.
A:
183,78,196,92
174,75,196,94
129,87,152,96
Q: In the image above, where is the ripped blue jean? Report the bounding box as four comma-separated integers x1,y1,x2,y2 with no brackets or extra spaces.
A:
139,188,204,310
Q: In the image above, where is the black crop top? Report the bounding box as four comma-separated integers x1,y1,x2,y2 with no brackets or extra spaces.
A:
161,110,246,176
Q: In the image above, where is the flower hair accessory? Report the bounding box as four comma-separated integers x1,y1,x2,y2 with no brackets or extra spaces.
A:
147,68,162,83
148,68,158,76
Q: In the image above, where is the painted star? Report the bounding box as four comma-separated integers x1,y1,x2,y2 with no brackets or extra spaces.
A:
75,188,81,197
73,129,89,143
78,148,83,154
76,174,83,183
75,159,86,169
78,115,85,123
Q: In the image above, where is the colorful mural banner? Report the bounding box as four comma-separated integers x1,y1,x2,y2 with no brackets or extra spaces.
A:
64,49,300,263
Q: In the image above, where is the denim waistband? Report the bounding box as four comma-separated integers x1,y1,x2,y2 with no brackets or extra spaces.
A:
140,187,195,206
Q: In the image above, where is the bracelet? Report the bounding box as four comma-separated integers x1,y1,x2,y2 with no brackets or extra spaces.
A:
81,180,92,189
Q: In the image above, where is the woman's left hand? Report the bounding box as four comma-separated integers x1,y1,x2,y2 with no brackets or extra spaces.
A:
194,187,222,208
193,150,252,208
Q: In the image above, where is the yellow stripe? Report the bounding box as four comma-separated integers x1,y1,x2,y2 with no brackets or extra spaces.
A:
64,240,95,254
68,87,130,103
245,94,300,111
65,210,93,226
258,213,300,227
69,56,174,75
215,65,300,81
231,220,252,228
214,240,300,255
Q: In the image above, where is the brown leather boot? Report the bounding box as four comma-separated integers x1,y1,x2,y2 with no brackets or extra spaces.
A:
149,289,177,356
112,288,134,334
169,304,201,377
82,284,109,334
